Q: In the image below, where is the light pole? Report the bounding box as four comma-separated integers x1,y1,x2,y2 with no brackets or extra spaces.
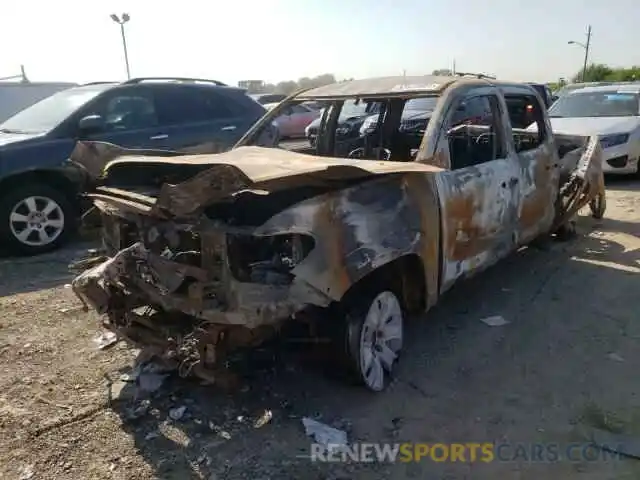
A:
110,13,131,79
568,25,592,83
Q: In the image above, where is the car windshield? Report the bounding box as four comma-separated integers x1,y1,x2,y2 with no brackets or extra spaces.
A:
0,87,106,134
404,97,438,111
340,99,379,118
548,91,640,118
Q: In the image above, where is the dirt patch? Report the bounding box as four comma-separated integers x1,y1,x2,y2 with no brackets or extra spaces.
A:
0,179,639,479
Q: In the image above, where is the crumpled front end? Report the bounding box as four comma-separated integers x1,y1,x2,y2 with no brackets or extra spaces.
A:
69,142,440,382
72,220,331,382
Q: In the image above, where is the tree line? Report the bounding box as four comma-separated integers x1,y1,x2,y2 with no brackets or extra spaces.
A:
242,74,354,95
244,65,639,95
548,64,640,91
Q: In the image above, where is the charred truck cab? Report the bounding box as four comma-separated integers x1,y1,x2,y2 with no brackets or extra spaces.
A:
71,76,605,392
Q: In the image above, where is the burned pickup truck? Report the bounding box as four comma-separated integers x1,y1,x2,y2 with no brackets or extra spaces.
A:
70,76,605,392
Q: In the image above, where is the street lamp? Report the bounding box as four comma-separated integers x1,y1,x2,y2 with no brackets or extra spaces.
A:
568,25,592,83
110,13,131,79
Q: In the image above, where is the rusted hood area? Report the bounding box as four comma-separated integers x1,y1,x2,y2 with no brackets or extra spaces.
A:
70,141,444,218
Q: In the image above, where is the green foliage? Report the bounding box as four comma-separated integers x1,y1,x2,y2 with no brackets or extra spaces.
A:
571,64,640,83
240,74,338,95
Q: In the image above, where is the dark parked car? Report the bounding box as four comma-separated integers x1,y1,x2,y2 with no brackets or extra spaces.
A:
250,93,288,105
526,83,554,108
0,77,271,255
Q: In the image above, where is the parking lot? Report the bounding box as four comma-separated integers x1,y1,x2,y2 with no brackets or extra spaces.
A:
0,177,636,479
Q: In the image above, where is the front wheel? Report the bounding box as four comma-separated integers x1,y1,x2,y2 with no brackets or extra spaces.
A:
0,183,75,255
344,290,404,392
589,191,606,219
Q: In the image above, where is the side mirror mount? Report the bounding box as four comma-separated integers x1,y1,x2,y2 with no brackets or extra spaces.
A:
78,114,105,136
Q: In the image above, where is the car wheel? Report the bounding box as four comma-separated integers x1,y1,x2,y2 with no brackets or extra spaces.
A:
344,290,404,392
0,183,75,255
589,191,606,219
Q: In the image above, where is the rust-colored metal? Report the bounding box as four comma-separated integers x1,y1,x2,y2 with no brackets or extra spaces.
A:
70,76,605,381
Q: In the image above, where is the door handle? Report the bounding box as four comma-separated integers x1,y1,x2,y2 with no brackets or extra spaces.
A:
150,134,168,140
221,125,237,131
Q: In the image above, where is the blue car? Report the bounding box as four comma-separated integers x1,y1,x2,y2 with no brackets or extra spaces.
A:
0,77,272,255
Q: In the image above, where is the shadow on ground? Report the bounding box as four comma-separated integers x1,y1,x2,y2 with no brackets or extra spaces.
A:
102,214,640,479
605,175,640,192
0,240,98,298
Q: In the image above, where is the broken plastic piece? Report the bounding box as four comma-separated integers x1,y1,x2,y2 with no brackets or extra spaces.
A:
93,331,118,349
302,417,348,450
480,315,509,327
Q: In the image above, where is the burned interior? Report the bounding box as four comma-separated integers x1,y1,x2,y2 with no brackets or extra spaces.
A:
70,75,605,392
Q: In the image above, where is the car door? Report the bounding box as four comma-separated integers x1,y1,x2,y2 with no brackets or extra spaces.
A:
275,105,295,137
151,86,248,152
435,87,521,291
77,86,166,149
503,88,559,244
289,104,317,137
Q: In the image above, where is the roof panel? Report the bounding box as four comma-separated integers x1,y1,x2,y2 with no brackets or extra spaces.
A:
297,75,458,99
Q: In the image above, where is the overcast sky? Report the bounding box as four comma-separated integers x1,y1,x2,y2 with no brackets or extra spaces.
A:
2,0,640,85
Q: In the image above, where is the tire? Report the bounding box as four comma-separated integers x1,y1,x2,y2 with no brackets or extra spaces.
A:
344,290,404,392
589,191,606,219
0,182,76,255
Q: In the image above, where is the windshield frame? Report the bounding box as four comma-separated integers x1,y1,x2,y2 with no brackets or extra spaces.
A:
548,90,640,119
0,86,109,135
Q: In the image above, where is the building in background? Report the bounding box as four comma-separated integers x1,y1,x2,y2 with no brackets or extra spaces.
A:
238,80,266,93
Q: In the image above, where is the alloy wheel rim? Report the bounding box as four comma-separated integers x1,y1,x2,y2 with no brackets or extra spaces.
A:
9,196,65,247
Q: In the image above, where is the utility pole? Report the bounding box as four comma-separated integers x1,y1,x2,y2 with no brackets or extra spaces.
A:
568,25,592,82
452,59,456,76
110,13,131,79
582,25,592,82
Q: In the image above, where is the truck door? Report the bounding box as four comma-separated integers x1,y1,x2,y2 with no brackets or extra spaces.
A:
435,86,521,292
503,89,559,245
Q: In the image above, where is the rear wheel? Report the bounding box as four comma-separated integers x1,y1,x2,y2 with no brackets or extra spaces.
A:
0,183,75,255
344,290,404,392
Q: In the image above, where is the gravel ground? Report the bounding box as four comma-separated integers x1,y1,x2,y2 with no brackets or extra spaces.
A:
0,178,638,480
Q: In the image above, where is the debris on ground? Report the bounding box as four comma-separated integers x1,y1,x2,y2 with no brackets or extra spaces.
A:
253,409,273,428
301,417,348,450
169,406,187,421
93,331,118,350
145,431,160,440
18,465,34,480
119,360,170,393
109,381,136,402
125,399,151,420
480,315,509,327
607,353,625,362
209,421,232,439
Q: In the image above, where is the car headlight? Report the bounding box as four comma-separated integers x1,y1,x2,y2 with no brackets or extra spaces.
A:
599,133,630,148
359,115,379,135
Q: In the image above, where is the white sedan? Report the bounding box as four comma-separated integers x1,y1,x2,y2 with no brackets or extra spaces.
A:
538,84,640,175
265,102,320,139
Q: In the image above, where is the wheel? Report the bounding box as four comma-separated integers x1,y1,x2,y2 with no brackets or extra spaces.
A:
589,191,606,219
0,182,75,255
344,290,404,392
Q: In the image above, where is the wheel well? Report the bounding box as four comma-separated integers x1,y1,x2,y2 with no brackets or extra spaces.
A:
340,254,426,314
0,170,79,210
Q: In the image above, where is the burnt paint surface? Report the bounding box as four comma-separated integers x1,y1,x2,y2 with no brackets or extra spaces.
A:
69,78,604,379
